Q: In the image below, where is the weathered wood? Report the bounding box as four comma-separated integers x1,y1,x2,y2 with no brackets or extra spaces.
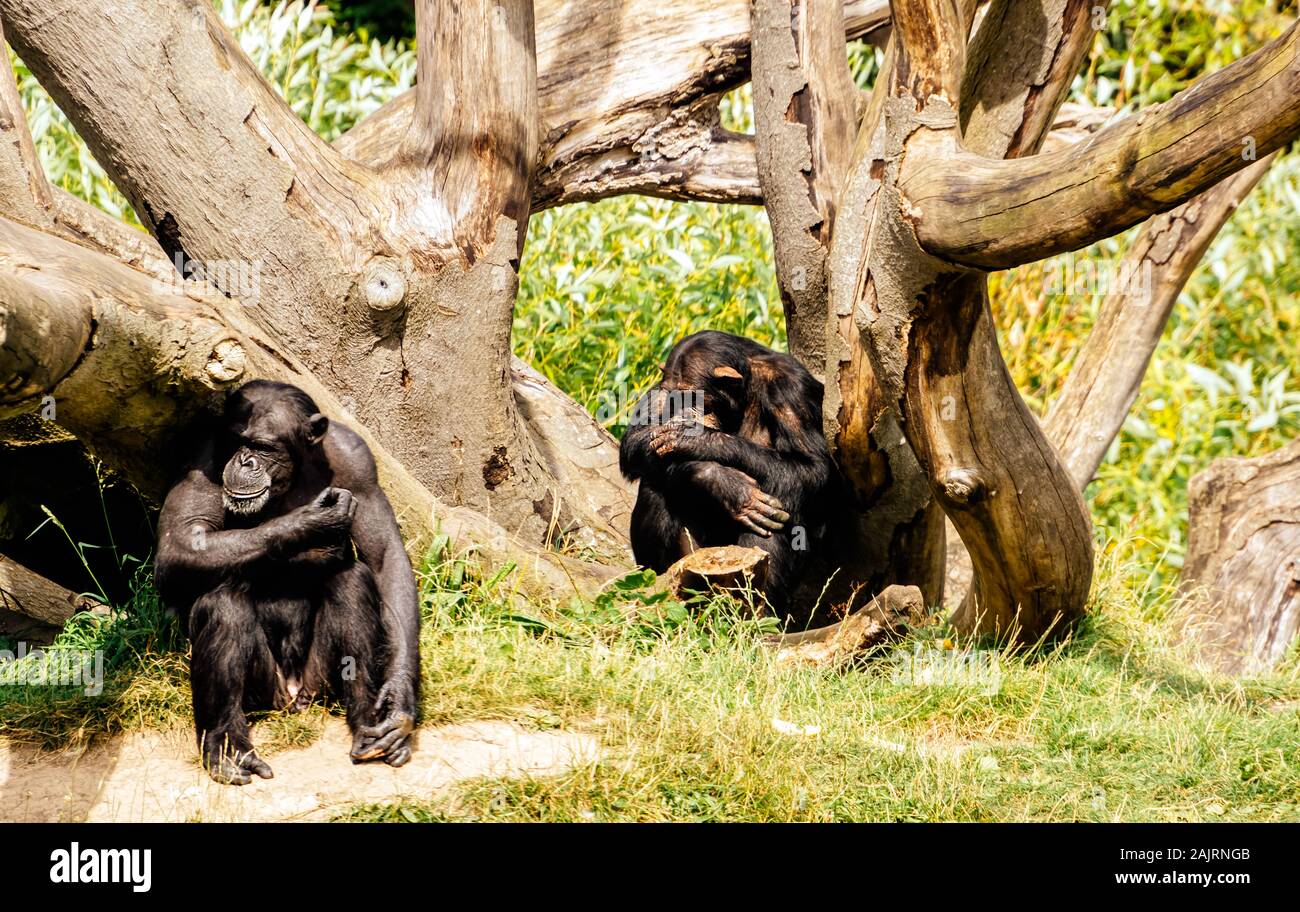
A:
823,36,948,609
751,0,860,371
961,0,1110,158
661,545,770,605
905,21,1300,269
833,0,1093,643
763,583,924,667
0,556,106,628
1178,441,1300,675
335,0,891,210
0,0,628,551
944,157,1276,607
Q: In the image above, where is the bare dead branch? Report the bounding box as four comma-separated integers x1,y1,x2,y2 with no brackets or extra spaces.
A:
888,0,967,104
906,21,1300,269
961,0,1110,158
337,0,890,209
1044,156,1276,487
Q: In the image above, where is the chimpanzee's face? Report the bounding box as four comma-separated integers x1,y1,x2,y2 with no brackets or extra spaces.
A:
220,390,327,517
658,339,746,431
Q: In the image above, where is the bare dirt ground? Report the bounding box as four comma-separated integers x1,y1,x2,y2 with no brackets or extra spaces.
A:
0,720,600,822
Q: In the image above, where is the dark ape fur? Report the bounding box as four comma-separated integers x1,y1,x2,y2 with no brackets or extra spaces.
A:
155,380,419,784
619,331,839,617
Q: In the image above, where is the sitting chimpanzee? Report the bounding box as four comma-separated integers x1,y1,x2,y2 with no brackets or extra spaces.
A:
155,380,419,784
619,330,838,617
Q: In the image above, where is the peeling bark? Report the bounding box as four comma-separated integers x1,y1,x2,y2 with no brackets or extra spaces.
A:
751,0,859,370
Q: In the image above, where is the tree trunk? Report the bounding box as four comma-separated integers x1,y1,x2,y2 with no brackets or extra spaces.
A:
1178,441,1300,676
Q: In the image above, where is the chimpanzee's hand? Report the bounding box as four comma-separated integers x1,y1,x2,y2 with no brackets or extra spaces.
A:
300,486,357,538
350,673,416,767
650,415,707,458
699,464,790,537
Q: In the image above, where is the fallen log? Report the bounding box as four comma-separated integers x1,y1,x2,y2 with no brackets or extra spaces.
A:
0,556,108,645
763,584,924,668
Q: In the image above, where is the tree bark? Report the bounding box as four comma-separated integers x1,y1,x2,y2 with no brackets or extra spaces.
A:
943,155,1275,606
904,20,1300,269
1178,440,1300,675
335,0,891,210
832,0,1095,642
0,0,626,552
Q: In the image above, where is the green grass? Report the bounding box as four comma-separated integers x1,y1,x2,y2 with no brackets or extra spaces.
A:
4,0,1300,821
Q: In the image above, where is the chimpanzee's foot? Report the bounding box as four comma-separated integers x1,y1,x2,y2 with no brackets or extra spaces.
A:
203,744,274,785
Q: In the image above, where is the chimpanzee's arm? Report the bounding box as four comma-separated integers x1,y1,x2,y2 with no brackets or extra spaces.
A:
653,423,792,484
329,427,419,766
155,462,331,603
618,389,665,482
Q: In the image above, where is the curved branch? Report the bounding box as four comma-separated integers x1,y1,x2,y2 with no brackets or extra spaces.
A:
1044,155,1275,487
906,20,1300,268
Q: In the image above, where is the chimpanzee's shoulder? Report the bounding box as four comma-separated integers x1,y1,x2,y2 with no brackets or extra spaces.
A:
323,421,380,489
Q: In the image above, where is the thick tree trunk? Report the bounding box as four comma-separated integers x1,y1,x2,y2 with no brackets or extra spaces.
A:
0,0,629,552
1178,441,1300,675
944,155,1276,606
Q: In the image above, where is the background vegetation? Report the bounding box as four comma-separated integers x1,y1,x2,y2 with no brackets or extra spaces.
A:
2,0,1297,821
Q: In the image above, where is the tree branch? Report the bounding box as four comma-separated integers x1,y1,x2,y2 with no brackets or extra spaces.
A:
1044,156,1275,487
889,0,966,104
752,0,860,370
336,0,890,209
906,20,1300,269
391,0,537,253
961,0,1110,158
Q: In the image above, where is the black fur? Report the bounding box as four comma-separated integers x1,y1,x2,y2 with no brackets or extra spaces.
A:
620,331,838,617
156,380,419,784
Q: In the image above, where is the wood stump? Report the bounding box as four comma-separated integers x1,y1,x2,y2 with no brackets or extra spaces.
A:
1179,440,1300,675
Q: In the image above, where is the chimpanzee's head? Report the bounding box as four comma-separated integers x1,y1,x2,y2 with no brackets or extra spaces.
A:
657,331,750,431
220,380,329,516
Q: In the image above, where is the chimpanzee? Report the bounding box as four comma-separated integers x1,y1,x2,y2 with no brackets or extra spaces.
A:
155,380,419,784
619,330,838,616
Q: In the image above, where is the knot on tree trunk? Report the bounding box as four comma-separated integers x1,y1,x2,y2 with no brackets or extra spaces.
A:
361,259,407,313
205,338,247,383
938,467,987,507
